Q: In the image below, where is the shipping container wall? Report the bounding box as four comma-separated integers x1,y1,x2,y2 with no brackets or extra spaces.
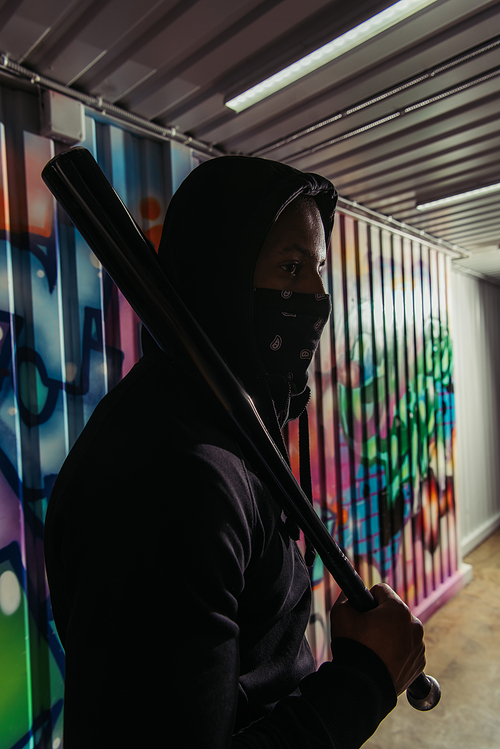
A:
0,84,181,749
0,83,462,746
292,212,460,664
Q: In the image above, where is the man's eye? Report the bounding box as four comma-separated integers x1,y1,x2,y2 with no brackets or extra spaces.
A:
281,262,300,274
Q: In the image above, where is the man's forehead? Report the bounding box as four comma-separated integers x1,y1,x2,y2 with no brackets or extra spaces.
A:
277,243,327,262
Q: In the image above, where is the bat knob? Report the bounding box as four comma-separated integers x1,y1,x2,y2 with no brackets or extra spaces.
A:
406,674,441,710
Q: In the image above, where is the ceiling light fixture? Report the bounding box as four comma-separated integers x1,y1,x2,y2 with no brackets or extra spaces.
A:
416,183,500,211
226,0,440,113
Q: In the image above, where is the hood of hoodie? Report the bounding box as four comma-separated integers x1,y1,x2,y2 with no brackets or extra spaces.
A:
145,154,337,431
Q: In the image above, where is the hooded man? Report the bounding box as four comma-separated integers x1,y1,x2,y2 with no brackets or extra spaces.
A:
44,155,425,748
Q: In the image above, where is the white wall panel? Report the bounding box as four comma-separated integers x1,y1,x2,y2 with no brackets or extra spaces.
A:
450,268,500,557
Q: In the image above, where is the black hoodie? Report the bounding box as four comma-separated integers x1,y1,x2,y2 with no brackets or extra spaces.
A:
149,154,339,441
44,156,396,748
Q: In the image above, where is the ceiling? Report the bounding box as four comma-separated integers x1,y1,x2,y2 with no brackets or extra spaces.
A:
0,0,499,279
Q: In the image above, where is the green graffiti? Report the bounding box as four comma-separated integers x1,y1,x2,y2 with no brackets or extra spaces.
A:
0,582,30,748
18,359,50,416
339,317,453,511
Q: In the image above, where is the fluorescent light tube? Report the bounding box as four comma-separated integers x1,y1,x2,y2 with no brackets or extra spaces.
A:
416,183,500,211
226,0,440,113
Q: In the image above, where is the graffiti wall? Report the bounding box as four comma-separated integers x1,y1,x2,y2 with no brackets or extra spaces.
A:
288,211,458,663
0,83,458,746
0,84,182,748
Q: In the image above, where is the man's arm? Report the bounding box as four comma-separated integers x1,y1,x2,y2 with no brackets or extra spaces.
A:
232,583,424,748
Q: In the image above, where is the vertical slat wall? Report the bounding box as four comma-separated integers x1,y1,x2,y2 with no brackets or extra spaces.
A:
0,84,183,749
300,212,458,665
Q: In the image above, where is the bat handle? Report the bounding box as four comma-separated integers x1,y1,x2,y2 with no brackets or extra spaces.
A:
344,579,441,711
406,672,441,710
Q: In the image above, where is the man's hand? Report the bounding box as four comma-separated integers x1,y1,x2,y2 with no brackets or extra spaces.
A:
330,583,426,696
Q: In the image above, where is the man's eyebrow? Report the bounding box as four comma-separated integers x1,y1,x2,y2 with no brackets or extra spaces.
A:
277,244,326,263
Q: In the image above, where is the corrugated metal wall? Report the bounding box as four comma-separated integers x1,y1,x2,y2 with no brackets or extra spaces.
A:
289,212,459,663
451,269,500,556
0,83,463,747
0,83,180,749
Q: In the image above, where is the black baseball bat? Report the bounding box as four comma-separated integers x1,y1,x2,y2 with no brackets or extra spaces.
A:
42,146,440,710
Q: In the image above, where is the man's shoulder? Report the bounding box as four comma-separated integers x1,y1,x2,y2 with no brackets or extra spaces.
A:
52,355,264,504
77,355,235,451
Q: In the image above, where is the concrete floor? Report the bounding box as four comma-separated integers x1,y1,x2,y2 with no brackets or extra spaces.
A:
365,529,500,749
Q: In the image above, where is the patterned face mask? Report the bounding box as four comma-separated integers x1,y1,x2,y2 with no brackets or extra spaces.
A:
253,288,332,395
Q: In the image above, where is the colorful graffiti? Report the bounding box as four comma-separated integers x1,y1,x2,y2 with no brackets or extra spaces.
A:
291,213,457,664
0,107,179,748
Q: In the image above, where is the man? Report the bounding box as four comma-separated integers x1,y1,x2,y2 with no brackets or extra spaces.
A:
44,155,425,747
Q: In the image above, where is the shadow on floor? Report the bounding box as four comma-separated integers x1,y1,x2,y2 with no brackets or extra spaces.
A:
365,529,500,749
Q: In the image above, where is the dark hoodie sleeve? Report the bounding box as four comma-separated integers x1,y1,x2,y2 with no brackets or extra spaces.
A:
232,639,396,748
165,436,396,749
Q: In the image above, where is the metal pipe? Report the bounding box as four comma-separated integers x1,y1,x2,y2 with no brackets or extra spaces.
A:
0,54,222,160
41,146,440,711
